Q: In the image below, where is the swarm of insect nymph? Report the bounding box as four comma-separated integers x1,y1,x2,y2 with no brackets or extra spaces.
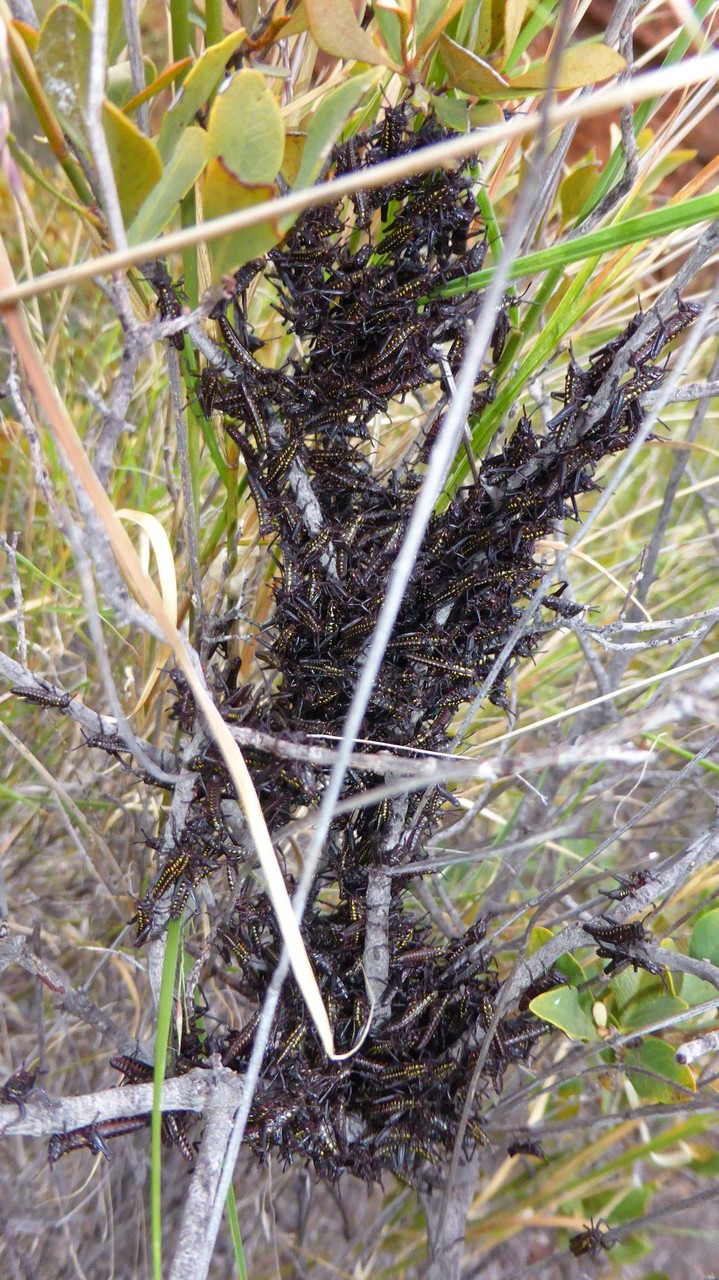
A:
15,102,697,1185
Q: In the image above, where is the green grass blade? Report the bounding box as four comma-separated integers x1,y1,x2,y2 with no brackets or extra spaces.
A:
439,193,719,297
226,1183,249,1280
152,919,182,1280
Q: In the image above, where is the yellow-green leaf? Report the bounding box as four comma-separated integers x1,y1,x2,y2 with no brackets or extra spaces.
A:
438,34,509,96
530,987,599,1041
554,950,586,986
626,1038,695,1104
158,29,247,163
617,994,687,1033
642,148,697,197
610,965,645,1018
36,3,92,151
474,0,502,56
282,0,309,37
509,41,625,90
690,908,719,966
559,162,599,223
612,1185,654,1225
526,926,553,956
293,69,378,191
677,972,719,1008
432,95,471,132
128,126,206,245
373,1,403,65
201,159,279,277
468,100,505,127
102,100,163,226
206,70,284,185
305,0,390,66
503,0,528,60
125,58,193,116
107,0,126,62
417,0,465,55
281,131,306,187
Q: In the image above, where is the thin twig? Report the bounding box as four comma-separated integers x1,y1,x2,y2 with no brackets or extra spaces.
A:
168,346,204,619
642,377,719,404
66,523,181,786
5,355,64,525
91,278,146,484
0,651,179,780
121,0,150,135
0,533,27,665
86,0,127,250
0,928,146,1056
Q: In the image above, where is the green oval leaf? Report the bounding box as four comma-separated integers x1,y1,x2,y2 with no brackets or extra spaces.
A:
305,0,390,66
526,926,553,956
554,950,586,986
469,100,505,127
128,125,207,245
559,163,600,224
676,972,719,1008
625,1037,695,1103
690,907,719,965
206,70,284,186
431,95,471,132
508,41,625,90
201,160,279,278
617,994,687,1033
610,965,644,1018
472,0,502,57
292,69,378,192
36,3,92,151
530,986,599,1041
101,100,163,225
158,29,247,163
438,34,509,96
